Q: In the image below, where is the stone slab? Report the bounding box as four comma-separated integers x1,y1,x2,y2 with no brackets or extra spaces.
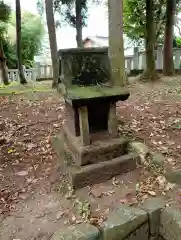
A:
68,153,139,189
150,152,165,169
51,223,99,240
140,197,166,237
150,236,165,240
52,134,64,158
160,207,181,240
164,168,181,185
65,86,130,107
101,204,148,240
126,222,149,240
63,125,129,166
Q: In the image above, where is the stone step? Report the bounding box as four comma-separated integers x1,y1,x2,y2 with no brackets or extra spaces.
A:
67,153,140,189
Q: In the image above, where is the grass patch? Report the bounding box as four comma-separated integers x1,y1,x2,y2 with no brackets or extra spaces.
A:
0,81,53,96
66,85,128,99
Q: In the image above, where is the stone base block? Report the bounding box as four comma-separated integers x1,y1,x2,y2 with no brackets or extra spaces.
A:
63,125,129,166
51,223,99,240
67,153,139,189
101,204,148,240
160,207,181,240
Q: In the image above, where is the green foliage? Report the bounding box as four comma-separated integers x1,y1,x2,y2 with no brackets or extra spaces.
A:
54,0,88,28
123,0,146,43
21,13,44,67
123,0,181,44
0,1,11,23
175,37,181,48
2,38,16,67
3,11,44,68
36,0,44,16
0,1,11,38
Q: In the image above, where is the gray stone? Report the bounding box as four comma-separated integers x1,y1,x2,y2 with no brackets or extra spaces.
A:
164,167,181,185
140,197,166,237
69,153,139,189
129,142,149,157
51,223,99,240
101,204,148,240
160,207,181,240
52,134,64,158
126,222,149,240
149,236,165,240
150,152,165,169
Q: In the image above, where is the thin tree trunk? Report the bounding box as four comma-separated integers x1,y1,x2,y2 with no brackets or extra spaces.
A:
45,0,59,88
144,0,156,81
16,0,27,84
108,0,127,86
0,38,9,85
163,0,176,76
75,0,83,47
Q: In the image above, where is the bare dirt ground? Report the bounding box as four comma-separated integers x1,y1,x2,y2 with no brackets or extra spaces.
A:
1,78,181,239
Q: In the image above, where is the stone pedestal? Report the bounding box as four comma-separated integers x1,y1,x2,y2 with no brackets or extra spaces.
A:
54,47,139,189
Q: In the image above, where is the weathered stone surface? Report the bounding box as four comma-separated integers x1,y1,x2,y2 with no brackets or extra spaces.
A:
51,223,99,240
164,167,181,185
140,197,166,237
52,134,64,158
101,204,148,240
150,152,165,169
126,222,149,240
58,47,110,86
78,106,90,146
160,207,181,240
69,153,139,189
150,236,165,240
63,125,129,166
129,141,149,163
108,102,118,138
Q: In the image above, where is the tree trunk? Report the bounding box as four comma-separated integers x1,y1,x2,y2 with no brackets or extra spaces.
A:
108,0,127,86
144,0,156,81
45,0,59,88
163,0,176,76
0,38,9,85
75,0,83,47
16,0,27,84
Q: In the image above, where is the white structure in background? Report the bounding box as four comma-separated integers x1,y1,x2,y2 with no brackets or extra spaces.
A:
83,35,144,71
33,54,52,80
5,46,181,83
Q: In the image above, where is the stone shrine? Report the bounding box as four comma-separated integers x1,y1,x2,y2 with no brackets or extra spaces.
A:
56,47,138,189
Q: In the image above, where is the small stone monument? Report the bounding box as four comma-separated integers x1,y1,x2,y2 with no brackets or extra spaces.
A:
56,47,138,189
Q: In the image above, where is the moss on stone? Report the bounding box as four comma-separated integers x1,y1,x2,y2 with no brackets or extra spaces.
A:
66,85,128,99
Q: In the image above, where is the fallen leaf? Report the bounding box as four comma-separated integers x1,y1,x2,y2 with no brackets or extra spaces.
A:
15,170,28,176
156,175,167,188
19,193,29,200
136,183,140,192
8,148,15,154
56,210,64,220
27,143,37,150
71,214,76,222
112,177,119,186
102,190,115,196
165,182,175,191
148,191,156,196
167,158,176,165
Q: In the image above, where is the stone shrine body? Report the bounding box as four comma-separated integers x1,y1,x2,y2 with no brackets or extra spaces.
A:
57,47,138,189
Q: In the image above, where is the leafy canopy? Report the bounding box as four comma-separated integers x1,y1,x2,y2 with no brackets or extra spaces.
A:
123,0,181,44
4,11,44,68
